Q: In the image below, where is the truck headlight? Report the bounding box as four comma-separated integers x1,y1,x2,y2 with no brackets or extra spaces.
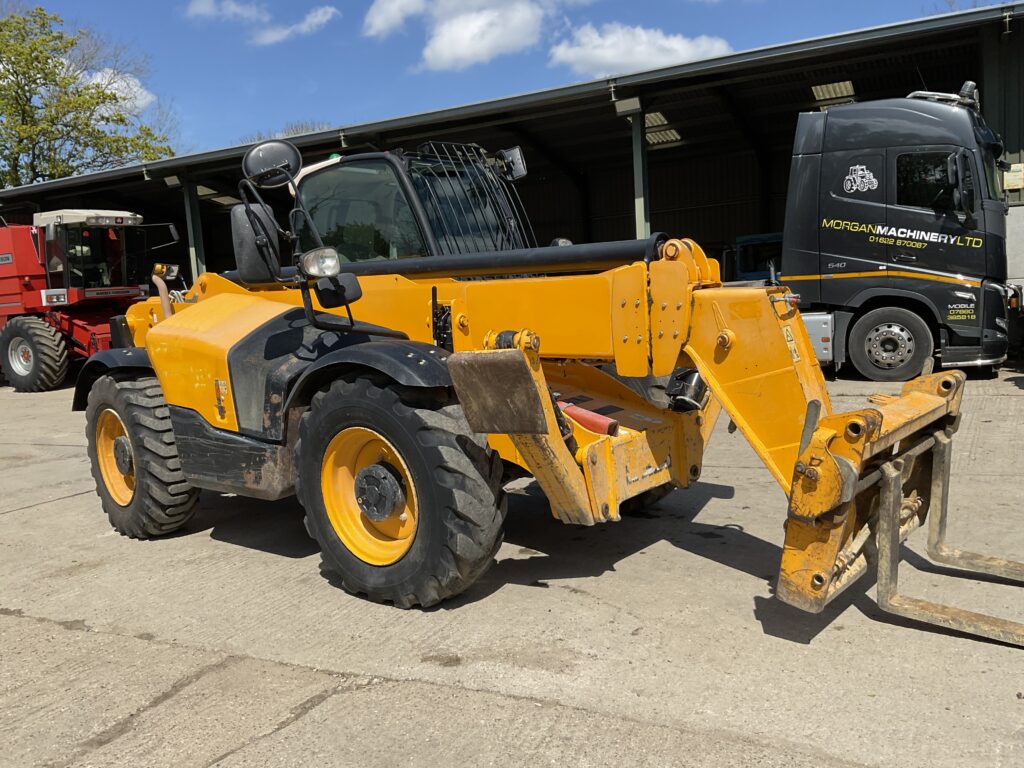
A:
301,247,340,278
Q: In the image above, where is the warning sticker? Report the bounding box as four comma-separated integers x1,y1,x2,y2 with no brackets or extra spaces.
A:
782,325,801,363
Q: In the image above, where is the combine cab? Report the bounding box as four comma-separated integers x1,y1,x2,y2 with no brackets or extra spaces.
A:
0,210,176,391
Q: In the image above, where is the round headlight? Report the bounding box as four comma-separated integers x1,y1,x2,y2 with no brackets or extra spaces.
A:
301,246,341,278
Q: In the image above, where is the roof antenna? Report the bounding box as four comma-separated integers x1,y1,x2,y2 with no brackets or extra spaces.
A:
915,66,929,92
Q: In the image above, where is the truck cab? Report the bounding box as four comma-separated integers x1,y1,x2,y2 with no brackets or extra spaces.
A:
781,81,1012,381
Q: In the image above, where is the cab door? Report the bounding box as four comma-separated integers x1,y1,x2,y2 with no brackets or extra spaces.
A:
818,148,889,305
886,147,987,336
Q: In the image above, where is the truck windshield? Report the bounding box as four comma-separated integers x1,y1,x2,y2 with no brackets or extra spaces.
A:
980,148,1003,201
64,225,144,288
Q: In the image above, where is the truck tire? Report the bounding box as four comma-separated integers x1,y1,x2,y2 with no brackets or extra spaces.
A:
85,374,200,538
0,316,68,392
848,307,934,382
295,375,506,608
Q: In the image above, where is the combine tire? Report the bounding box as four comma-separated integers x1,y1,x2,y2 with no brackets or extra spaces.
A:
0,316,68,392
85,374,199,538
849,307,933,382
296,376,506,608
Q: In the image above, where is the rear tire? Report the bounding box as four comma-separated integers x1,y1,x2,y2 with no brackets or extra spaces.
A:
848,307,933,382
0,316,68,392
295,376,506,608
86,374,199,538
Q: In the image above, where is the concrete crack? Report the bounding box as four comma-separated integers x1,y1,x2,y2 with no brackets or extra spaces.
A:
43,656,243,768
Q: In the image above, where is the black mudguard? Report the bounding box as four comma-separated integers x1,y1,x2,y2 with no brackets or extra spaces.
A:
72,347,153,411
281,339,452,417
226,307,450,442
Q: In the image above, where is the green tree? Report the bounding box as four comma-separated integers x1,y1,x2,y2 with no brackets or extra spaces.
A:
0,6,174,188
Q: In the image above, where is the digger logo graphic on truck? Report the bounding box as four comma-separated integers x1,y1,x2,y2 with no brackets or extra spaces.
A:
843,165,878,193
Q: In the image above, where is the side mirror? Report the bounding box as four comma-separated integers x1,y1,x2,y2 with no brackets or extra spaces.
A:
45,222,56,242
946,152,959,187
314,273,362,309
168,223,180,243
242,140,303,189
951,149,976,216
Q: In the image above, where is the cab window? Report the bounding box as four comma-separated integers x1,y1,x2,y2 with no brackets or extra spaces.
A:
300,160,427,262
895,152,956,210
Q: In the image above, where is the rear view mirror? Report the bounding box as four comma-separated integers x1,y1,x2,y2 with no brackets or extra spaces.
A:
168,223,180,243
314,273,362,309
946,152,959,187
242,140,303,189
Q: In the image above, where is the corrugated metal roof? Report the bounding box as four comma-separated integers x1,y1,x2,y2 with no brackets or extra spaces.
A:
0,2,1019,201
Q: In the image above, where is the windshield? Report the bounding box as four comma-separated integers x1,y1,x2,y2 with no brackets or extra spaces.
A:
299,160,428,262
973,118,1005,201
63,225,145,288
980,147,1003,201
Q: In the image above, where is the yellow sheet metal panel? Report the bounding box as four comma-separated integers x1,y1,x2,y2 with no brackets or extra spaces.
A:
683,287,832,493
146,293,292,432
445,266,648,362
609,264,650,376
648,259,690,377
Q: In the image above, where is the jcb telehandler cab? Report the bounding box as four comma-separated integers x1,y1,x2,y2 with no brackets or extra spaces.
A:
75,140,1023,645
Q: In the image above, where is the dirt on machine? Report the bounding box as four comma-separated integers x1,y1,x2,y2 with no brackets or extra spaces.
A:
0,209,179,391
74,139,1023,646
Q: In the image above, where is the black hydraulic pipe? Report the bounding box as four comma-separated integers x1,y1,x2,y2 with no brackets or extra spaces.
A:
337,234,668,278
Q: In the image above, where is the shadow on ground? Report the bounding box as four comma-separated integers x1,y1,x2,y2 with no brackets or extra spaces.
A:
168,479,1004,646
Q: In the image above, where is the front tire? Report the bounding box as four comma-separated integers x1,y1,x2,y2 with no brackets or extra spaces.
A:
86,374,199,537
0,316,68,392
295,376,506,608
848,307,933,382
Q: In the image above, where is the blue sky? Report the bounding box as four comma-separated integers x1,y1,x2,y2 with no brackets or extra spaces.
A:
42,0,994,153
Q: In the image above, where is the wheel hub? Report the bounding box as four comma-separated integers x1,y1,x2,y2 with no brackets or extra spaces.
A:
113,435,134,475
354,463,406,522
865,323,914,369
7,337,33,377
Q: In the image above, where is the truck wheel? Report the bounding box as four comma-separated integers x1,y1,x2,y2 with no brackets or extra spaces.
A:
85,374,199,538
295,376,506,608
848,308,933,382
0,316,68,392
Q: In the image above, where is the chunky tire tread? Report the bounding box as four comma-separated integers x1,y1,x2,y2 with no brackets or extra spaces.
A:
295,376,506,608
86,374,199,538
0,316,68,392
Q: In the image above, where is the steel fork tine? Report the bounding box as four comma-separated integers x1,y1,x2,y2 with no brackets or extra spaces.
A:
926,431,1024,582
874,442,1024,647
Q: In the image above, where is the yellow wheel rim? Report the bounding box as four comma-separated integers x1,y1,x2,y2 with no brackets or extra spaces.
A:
321,426,418,566
96,408,135,506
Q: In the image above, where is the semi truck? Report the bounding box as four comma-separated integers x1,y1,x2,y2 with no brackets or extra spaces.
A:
778,81,1016,381
0,210,174,391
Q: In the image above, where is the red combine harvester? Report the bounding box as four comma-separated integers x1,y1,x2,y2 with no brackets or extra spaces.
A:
0,209,171,391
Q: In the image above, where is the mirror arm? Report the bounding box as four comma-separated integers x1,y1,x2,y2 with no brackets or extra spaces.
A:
299,281,405,338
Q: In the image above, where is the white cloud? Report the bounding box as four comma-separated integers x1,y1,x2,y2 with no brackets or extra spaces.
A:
364,0,562,70
184,1,339,46
421,3,544,71
250,6,341,46
185,0,271,23
85,69,157,115
549,22,732,77
363,0,427,38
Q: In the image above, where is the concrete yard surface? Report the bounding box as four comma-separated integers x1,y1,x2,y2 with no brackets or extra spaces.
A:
1,370,1022,767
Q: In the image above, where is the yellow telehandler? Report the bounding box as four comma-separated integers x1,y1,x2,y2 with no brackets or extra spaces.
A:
74,140,1023,645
